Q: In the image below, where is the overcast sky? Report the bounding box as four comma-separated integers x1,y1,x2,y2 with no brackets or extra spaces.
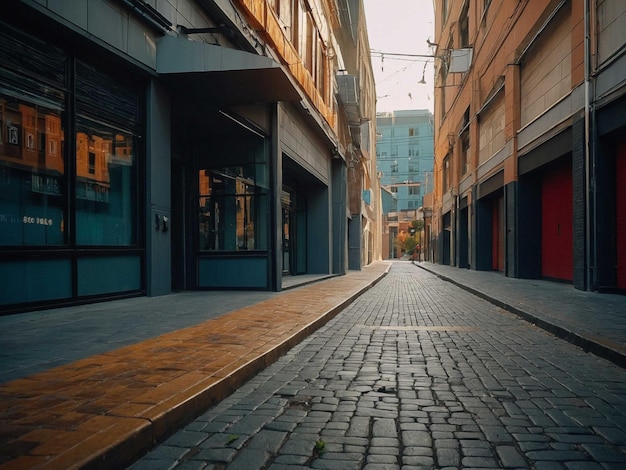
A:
363,0,435,113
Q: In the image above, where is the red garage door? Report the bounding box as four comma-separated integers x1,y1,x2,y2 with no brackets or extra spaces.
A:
491,196,504,271
617,142,626,289
541,160,573,281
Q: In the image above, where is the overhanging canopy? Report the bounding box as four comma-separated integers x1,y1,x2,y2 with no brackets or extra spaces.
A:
157,35,301,104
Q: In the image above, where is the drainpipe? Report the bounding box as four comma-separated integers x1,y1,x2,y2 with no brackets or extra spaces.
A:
584,0,595,290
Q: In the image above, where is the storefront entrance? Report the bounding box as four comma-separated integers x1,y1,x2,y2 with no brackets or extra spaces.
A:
281,187,307,276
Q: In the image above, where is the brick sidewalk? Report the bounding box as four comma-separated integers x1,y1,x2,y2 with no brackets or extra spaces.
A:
3,259,624,469
0,262,390,469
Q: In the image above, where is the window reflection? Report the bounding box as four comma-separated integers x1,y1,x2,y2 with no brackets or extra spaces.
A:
75,119,136,245
199,167,267,251
0,91,65,245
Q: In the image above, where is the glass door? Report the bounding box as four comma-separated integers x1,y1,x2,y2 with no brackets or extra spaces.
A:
281,189,292,275
282,206,291,274
281,187,307,275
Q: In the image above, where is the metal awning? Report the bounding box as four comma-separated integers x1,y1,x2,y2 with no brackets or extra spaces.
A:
156,35,301,104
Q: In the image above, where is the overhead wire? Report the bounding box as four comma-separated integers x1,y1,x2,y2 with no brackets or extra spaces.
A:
370,49,438,60
370,48,437,107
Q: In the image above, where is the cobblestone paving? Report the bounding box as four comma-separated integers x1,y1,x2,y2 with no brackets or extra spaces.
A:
129,263,626,469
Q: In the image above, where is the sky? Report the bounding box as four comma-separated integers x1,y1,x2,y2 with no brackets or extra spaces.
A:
362,0,435,113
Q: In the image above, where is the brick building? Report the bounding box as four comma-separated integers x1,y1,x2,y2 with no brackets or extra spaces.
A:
428,0,626,292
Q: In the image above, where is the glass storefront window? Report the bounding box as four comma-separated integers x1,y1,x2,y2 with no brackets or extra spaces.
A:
0,23,144,308
198,129,268,252
74,60,140,247
0,90,66,245
75,119,137,246
199,167,267,251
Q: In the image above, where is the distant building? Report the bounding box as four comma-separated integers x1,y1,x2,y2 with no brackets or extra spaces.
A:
381,186,397,214
376,110,434,212
428,0,626,292
376,110,434,259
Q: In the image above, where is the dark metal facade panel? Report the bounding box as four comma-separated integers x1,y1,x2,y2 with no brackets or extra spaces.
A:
519,127,573,175
477,170,504,199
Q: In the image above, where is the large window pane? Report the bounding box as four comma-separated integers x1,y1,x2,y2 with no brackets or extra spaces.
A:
199,168,267,251
0,90,66,245
198,129,268,252
75,119,137,245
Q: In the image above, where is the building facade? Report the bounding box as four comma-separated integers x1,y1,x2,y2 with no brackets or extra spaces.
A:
377,110,434,212
428,0,626,293
335,0,381,270
377,109,434,260
0,0,379,313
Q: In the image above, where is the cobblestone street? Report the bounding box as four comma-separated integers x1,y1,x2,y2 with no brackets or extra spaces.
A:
131,263,626,469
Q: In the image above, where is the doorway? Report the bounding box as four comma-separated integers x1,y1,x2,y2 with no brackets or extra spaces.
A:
491,195,505,272
541,159,573,281
281,187,307,275
282,189,291,274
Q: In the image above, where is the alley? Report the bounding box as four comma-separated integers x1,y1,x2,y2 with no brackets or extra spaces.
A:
131,262,626,469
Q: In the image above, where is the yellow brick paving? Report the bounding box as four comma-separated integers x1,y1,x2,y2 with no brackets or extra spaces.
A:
0,262,390,469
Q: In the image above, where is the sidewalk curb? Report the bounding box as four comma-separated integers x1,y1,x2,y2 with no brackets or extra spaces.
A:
89,266,391,470
416,263,626,368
